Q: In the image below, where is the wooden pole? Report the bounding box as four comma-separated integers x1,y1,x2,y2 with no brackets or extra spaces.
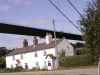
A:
53,19,59,68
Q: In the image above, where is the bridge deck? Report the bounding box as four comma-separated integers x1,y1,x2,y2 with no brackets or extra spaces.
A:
0,23,82,40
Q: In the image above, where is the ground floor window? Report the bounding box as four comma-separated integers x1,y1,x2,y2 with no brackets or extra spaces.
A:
36,62,39,68
15,64,18,67
11,65,13,68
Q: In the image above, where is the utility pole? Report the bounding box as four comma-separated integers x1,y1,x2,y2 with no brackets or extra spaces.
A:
53,19,59,68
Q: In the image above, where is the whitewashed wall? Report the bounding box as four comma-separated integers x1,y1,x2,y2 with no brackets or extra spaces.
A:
6,48,55,69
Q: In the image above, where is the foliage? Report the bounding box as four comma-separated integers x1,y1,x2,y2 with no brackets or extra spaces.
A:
78,0,100,55
59,48,66,58
59,54,94,68
0,56,6,69
2,66,24,72
71,42,84,49
0,47,14,69
0,47,14,57
76,48,91,55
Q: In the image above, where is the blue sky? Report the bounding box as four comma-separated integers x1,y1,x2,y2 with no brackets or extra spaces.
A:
0,0,91,49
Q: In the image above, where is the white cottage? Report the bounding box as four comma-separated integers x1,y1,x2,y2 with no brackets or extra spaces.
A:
6,33,76,70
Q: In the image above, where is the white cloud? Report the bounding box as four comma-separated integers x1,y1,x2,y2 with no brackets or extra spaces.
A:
8,0,21,4
18,18,52,26
0,33,46,49
0,3,10,11
25,1,32,6
8,0,34,6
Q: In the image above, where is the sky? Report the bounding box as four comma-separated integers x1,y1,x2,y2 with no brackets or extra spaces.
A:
0,0,92,49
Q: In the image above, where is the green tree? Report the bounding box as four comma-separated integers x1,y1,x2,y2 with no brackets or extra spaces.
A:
78,0,100,55
0,56,6,68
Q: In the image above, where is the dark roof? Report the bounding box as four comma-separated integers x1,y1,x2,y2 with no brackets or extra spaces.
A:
6,38,64,56
45,54,56,59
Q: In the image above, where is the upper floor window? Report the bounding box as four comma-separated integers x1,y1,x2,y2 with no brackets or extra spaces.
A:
12,55,15,60
21,54,23,59
43,51,47,56
35,52,38,57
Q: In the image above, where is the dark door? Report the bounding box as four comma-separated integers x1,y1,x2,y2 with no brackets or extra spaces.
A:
25,63,28,69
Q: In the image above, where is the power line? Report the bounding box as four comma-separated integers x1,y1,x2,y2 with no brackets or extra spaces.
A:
48,0,82,33
67,0,83,17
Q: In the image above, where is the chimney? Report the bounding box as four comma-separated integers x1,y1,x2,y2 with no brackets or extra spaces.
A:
23,39,28,48
33,37,38,47
46,33,52,44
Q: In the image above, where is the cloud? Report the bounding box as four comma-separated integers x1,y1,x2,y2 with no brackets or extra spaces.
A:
0,3,10,11
8,0,34,6
0,33,46,49
18,18,52,26
8,0,21,4
25,1,32,6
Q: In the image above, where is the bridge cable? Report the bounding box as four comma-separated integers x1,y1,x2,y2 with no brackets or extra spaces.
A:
67,0,83,17
48,0,82,34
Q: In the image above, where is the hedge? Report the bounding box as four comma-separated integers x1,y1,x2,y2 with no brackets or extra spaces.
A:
59,54,94,68
76,48,90,55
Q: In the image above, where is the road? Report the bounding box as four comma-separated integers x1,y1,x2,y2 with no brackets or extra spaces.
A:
0,68,98,75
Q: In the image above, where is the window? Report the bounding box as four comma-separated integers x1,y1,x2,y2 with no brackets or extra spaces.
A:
43,51,47,56
11,65,13,68
36,62,39,68
15,64,18,67
48,61,51,66
21,54,23,59
35,52,38,57
12,56,15,60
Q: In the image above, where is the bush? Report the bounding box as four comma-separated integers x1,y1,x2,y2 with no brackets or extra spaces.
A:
3,68,12,72
30,67,40,71
59,54,94,68
13,66,23,72
76,48,90,55
3,66,24,72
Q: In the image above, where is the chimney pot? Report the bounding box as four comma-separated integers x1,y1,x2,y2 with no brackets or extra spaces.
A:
23,39,28,48
33,37,38,47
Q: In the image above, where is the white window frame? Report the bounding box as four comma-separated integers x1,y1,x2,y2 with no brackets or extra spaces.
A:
12,55,15,60
35,52,38,57
43,51,47,56
21,54,23,59
36,62,39,68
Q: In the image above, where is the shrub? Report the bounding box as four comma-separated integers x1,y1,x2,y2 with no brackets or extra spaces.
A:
13,66,23,72
3,66,24,72
59,54,94,68
76,48,90,55
30,67,40,71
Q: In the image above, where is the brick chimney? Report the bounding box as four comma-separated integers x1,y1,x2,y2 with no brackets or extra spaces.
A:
46,33,52,44
33,37,38,47
23,39,28,48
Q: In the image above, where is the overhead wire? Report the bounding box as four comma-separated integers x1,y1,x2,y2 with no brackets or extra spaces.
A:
67,0,83,17
48,0,82,34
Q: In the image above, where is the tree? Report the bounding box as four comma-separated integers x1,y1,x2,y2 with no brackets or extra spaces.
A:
71,42,84,49
0,56,6,68
78,0,100,55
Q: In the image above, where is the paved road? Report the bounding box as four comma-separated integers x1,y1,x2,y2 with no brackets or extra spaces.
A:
0,68,98,75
